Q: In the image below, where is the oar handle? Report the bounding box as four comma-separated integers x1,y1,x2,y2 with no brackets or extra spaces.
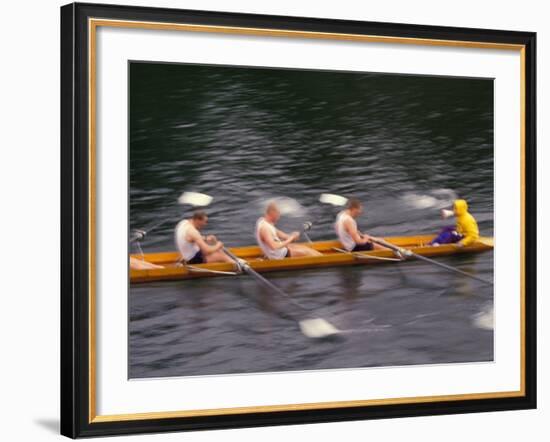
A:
223,247,250,272
130,218,171,243
371,238,410,256
130,230,146,243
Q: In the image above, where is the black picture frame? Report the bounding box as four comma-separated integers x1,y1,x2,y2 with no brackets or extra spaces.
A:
61,2,536,438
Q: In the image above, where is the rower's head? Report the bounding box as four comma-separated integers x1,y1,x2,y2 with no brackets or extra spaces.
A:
453,199,468,216
265,202,281,223
191,210,208,229
347,198,363,218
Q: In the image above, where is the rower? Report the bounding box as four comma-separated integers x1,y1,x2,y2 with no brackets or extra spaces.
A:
335,198,395,253
175,211,234,264
256,202,322,259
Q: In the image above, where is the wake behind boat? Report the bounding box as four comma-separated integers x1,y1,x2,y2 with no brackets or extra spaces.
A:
130,235,493,283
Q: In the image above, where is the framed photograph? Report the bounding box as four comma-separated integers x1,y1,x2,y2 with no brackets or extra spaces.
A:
60,2,536,438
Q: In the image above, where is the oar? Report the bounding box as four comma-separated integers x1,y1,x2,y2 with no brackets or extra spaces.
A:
319,193,493,286
331,247,401,262
162,192,339,338
222,247,340,338
302,222,313,243
130,191,212,243
371,237,493,286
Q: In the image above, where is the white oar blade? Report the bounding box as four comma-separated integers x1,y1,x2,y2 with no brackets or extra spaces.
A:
319,193,348,207
177,191,213,207
473,307,494,330
299,318,340,338
263,197,306,217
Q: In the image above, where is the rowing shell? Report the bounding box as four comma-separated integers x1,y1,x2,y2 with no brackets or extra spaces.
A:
130,235,494,284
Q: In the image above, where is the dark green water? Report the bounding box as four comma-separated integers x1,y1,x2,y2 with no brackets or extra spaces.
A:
129,62,494,379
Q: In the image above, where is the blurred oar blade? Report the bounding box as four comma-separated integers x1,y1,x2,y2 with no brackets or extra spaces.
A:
299,318,340,338
261,196,306,218
319,193,348,207
130,191,212,245
177,191,213,207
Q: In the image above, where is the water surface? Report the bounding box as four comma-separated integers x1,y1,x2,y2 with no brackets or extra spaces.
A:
129,62,494,378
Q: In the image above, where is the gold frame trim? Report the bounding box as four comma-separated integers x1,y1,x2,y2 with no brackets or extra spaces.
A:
88,18,527,423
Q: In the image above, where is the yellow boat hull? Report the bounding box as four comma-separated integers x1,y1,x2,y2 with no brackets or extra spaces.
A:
130,235,493,284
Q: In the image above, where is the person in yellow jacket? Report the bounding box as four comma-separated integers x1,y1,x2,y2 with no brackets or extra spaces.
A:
430,199,479,247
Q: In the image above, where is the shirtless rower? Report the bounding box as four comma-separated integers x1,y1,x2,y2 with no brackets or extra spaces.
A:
335,198,396,253
255,202,322,259
175,210,233,264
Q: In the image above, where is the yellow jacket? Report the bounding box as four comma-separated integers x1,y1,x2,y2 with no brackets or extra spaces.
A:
454,199,479,246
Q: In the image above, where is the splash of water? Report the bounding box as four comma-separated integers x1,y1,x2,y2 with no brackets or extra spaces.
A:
258,196,307,218
472,306,494,330
401,189,458,210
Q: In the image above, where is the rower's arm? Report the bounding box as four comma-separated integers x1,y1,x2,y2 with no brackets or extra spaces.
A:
344,218,367,244
188,229,223,255
260,226,293,249
275,228,290,241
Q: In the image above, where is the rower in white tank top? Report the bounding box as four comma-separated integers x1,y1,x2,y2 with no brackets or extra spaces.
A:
255,217,288,260
335,210,357,251
175,219,201,261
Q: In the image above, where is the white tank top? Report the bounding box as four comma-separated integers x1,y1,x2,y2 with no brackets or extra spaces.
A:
255,217,288,260
335,211,357,251
175,220,200,261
